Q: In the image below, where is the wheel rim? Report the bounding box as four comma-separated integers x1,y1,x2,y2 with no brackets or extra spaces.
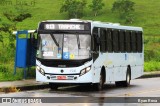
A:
127,72,130,85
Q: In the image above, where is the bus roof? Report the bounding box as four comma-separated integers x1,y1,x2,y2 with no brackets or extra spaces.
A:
92,21,143,31
41,19,143,31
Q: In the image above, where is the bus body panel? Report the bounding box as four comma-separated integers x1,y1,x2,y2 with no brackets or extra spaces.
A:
92,52,143,83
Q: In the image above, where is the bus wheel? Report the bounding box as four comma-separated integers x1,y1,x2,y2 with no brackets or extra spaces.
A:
94,74,104,91
115,68,131,87
123,69,131,87
49,83,58,90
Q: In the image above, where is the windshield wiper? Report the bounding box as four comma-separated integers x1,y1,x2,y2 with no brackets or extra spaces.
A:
76,34,81,49
51,34,59,47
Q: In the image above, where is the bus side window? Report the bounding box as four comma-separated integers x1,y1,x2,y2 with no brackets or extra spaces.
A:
106,29,113,52
100,29,107,52
131,31,137,53
119,30,125,52
92,27,99,52
113,30,119,52
137,32,143,52
125,31,131,52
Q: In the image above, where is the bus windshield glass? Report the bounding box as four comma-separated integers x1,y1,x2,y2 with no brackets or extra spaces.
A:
37,34,91,60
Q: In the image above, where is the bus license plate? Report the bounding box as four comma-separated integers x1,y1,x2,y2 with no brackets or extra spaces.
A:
57,76,67,80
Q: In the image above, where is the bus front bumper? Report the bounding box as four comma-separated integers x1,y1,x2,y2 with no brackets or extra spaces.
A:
36,70,93,84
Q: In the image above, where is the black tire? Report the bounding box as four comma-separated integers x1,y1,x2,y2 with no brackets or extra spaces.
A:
115,68,131,87
123,69,131,87
94,74,104,91
49,83,58,90
115,81,123,87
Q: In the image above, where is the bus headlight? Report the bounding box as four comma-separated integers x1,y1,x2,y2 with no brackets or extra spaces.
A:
80,69,86,76
36,66,40,71
36,66,45,76
86,66,91,72
39,68,45,76
80,66,91,76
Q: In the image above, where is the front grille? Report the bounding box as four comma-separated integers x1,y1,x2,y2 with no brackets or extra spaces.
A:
37,58,92,67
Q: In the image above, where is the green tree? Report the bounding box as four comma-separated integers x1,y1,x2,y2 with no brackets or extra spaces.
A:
60,0,86,18
0,9,31,49
0,17,3,46
89,0,105,16
112,0,135,23
2,11,31,48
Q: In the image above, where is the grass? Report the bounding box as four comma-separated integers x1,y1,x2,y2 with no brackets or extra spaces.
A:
0,51,35,81
0,65,35,81
144,61,160,72
0,64,23,81
0,0,160,81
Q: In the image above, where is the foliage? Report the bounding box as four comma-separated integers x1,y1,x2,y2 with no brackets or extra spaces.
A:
0,63,35,81
0,7,33,81
144,36,160,71
0,64,23,81
89,0,105,16
144,36,160,62
0,10,32,49
145,49,160,62
3,12,32,23
60,0,86,18
144,61,160,72
112,0,135,23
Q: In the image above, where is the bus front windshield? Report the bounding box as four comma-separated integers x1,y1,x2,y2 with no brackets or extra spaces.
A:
37,34,91,60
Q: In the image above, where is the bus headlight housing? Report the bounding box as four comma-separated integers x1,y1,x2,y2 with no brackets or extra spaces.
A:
80,66,91,76
40,68,45,76
36,66,40,71
36,66,45,76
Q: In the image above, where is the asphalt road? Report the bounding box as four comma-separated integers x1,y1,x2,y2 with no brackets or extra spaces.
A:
0,78,160,106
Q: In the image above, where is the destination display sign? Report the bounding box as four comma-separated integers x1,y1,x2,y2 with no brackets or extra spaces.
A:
44,24,85,30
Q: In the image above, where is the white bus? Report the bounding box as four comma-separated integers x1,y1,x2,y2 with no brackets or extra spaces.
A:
36,19,143,90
